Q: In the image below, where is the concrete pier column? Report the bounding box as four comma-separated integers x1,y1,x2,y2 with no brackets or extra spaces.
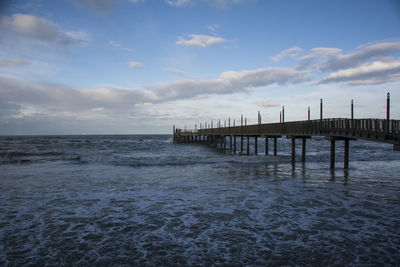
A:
302,137,306,163
246,136,250,155
330,139,336,169
233,136,237,153
265,137,269,155
273,137,277,156
254,136,258,155
291,137,296,165
344,139,349,169
241,136,244,154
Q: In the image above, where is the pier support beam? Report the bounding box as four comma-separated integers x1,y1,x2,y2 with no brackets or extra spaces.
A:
330,139,335,170
302,137,306,163
246,136,250,155
291,137,296,165
265,136,269,155
255,136,258,155
223,136,226,150
234,136,237,153
273,137,278,156
230,135,232,151
344,139,349,169
241,136,244,154
327,136,355,169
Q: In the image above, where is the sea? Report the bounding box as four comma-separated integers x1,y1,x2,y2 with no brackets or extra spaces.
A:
1,134,400,266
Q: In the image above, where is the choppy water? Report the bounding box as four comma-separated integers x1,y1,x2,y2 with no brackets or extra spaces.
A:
1,135,400,265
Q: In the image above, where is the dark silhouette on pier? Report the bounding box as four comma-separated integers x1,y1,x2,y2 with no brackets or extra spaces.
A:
174,93,399,169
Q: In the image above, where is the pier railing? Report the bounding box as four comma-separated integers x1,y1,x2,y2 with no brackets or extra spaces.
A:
180,118,400,145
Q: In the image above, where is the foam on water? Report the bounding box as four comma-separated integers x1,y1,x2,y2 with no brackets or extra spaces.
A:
0,135,400,265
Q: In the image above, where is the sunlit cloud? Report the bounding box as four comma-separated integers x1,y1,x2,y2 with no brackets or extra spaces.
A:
166,0,255,8
318,58,400,85
257,100,281,108
0,58,30,67
271,46,303,62
0,13,88,46
176,34,228,48
128,61,143,68
320,41,400,71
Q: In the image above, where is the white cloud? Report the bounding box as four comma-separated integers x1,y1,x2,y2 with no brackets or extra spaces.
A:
0,13,87,46
274,40,400,85
211,0,255,8
257,100,281,108
108,41,134,51
166,0,194,7
148,67,306,101
318,58,400,85
164,68,194,78
129,61,143,68
166,0,255,8
320,41,400,71
176,34,228,47
300,47,342,63
206,24,220,35
271,46,303,62
0,58,30,67
0,66,305,119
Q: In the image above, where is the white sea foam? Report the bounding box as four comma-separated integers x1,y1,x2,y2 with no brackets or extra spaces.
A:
0,135,400,265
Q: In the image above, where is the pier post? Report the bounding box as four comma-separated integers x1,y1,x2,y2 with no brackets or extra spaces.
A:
273,137,277,156
302,137,306,163
255,136,258,155
282,106,285,123
351,99,354,119
308,107,310,121
241,136,244,154
387,92,390,133
344,139,349,169
330,139,335,169
230,135,232,150
223,136,226,150
247,136,250,155
265,136,269,155
320,99,323,120
291,137,295,165
234,136,237,153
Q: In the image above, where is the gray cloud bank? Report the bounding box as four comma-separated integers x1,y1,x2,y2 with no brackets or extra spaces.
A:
0,66,304,115
0,13,87,46
1,39,400,133
274,40,400,85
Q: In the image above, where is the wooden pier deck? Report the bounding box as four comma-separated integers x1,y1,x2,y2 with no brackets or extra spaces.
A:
173,95,399,169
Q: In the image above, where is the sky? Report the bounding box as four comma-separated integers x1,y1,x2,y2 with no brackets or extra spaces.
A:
0,0,400,134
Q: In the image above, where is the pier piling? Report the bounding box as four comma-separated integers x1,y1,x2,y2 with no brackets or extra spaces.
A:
255,136,258,155
174,93,399,169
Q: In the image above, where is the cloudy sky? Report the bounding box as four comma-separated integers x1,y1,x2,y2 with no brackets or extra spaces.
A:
0,0,399,134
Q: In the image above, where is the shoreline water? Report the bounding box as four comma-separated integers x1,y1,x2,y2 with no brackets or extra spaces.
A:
1,134,400,265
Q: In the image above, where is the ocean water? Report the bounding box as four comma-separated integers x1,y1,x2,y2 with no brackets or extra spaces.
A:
1,134,400,265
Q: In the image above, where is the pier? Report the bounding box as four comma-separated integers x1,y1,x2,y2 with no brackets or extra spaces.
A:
173,93,400,169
